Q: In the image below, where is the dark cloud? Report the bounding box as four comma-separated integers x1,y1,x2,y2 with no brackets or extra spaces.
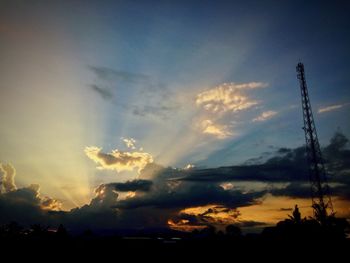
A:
88,65,150,84
235,220,268,228
89,84,113,100
115,181,266,210
88,65,151,101
107,179,153,192
324,132,350,179
270,183,311,199
279,208,294,211
0,165,264,232
181,160,308,183
131,104,180,120
0,185,47,226
181,132,350,187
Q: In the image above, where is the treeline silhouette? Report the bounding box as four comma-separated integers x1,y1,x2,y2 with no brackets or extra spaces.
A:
0,206,349,255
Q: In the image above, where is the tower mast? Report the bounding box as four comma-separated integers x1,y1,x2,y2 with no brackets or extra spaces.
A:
296,62,333,222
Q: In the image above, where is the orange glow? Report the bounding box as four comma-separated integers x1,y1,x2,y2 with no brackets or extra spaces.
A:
126,191,136,198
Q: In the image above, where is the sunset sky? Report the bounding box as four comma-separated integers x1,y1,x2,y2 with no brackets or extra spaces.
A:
0,0,349,232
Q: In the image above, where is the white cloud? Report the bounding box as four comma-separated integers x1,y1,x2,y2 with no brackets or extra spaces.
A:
252,110,277,122
121,137,136,149
196,82,267,114
318,103,347,113
200,119,232,139
85,146,153,173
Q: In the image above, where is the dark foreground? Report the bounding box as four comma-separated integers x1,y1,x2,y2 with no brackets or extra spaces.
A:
1,234,349,260
1,214,349,260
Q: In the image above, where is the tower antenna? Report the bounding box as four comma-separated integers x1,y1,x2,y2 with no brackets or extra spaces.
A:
296,62,334,223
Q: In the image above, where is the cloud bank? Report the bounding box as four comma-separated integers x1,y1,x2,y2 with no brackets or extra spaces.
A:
1,132,349,232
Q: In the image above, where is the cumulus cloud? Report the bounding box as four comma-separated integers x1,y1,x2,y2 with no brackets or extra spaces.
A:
0,178,64,226
196,82,267,114
90,184,119,209
0,163,17,193
252,110,277,122
85,146,153,173
41,197,63,211
318,103,348,113
200,119,232,139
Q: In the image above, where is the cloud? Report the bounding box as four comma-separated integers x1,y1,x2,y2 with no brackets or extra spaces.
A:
121,137,136,150
168,205,241,231
220,182,234,190
88,65,180,119
200,119,232,139
180,132,350,187
85,146,153,173
180,153,308,183
88,66,150,100
196,82,267,114
0,186,44,226
131,104,179,120
89,66,149,83
252,110,277,122
107,179,153,192
41,197,63,211
89,84,113,100
1,132,349,232
269,182,311,198
194,82,268,139
168,204,267,231
0,179,63,226
114,179,266,210
323,132,350,185
91,184,119,209
318,103,347,113
0,163,17,193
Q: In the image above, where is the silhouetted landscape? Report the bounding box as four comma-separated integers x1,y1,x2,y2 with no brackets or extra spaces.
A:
1,205,349,255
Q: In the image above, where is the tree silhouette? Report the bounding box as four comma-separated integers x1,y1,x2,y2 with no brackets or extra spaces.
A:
288,204,302,224
226,224,242,238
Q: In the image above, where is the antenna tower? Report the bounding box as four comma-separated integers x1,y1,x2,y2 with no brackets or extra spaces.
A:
296,62,333,222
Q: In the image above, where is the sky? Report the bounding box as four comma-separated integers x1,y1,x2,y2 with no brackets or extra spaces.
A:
0,0,350,233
